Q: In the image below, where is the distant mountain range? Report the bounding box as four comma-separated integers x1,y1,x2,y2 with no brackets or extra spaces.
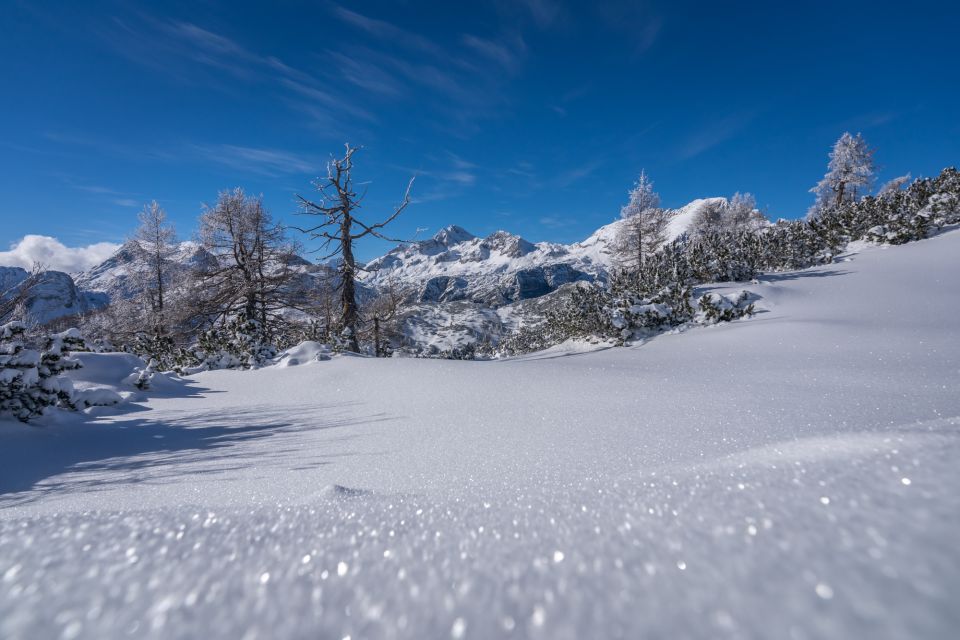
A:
362,198,722,305
0,199,723,335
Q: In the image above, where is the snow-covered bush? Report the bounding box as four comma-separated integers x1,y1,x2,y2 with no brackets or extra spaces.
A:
925,191,960,228
759,221,835,271
0,323,86,422
605,282,696,338
128,332,198,374
864,213,930,245
696,291,755,324
134,358,157,390
192,315,277,370
436,343,481,360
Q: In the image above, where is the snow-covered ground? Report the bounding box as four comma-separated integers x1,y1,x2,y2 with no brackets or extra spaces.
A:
2,231,960,639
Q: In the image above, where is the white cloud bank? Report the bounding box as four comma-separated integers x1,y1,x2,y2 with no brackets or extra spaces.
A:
0,235,121,273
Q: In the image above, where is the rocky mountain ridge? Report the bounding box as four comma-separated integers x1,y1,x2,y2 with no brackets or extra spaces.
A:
0,198,721,331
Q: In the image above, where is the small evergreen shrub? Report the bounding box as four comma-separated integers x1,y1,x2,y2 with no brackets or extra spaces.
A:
0,324,86,422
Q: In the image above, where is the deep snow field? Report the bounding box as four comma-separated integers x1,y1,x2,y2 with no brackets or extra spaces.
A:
2,230,960,639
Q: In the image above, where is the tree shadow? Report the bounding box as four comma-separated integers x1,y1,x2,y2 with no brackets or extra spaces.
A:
505,344,615,362
754,268,851,283
0,397,393,507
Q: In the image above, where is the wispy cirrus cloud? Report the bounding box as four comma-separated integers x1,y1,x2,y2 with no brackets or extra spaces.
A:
68,182,122,196
833,111,898,132
44,131,175,162
552,160,603,188
394,151,481,204
326,4,531,129
673,111,758,161
515,0,565,28
329,5,445,57
56,175,145,209
47,134,320,180
538,215,575,228
595,3,663,55
407,169,477,204
189,144,319,178
461,33,526,73
97,14,368,134
325,49,407,97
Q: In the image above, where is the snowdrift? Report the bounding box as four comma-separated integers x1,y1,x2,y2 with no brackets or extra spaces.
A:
1,230,959,640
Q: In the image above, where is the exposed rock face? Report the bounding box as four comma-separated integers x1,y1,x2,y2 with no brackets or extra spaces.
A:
363,226,602,307
1,266,101,324
362,200,726,308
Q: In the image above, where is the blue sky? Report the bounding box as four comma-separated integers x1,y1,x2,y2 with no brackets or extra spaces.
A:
2,0,959,266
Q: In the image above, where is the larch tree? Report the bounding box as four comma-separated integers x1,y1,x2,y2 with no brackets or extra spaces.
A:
131,201,177,337
615,170,669,285
809,132,875,217
725,192,766,231
878,173,912,197
295,145,413,352
195,188,303,336
692,194,765,236
690,200,727,236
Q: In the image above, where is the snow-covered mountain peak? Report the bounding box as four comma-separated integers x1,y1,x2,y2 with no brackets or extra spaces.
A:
432,224,476,246
360,197,727,305
480,230,537,258
665,197,727,240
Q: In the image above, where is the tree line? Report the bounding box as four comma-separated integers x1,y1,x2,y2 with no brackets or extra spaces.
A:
497,133,959,354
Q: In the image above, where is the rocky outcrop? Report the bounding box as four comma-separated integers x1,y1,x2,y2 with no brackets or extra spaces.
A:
1,266,101,324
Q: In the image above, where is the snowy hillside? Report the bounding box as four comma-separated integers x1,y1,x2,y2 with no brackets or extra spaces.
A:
2,229,959,639
570,197,727,265
72,240,215,303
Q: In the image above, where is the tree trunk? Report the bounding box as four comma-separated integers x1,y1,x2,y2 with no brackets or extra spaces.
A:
340,215,360,352
834,182,846,208
636,224,644,291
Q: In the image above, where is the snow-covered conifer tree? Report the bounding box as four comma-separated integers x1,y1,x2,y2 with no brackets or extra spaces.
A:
809,132,875,217
725,192,766,231
878,174,912,197
614,170,669,283
0,324,86,421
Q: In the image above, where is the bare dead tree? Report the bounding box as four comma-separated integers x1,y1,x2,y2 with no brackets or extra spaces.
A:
295,144,414,352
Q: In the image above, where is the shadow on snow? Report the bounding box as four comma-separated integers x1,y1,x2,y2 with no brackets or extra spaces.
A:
0,381,393,506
